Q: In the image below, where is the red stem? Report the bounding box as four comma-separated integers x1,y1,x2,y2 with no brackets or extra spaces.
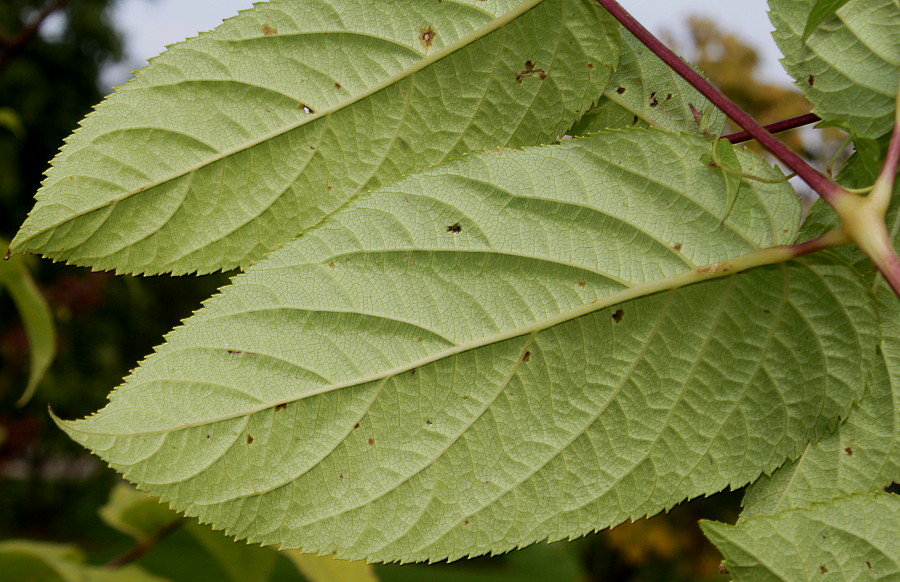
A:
594,0,845,203
724,113,821,145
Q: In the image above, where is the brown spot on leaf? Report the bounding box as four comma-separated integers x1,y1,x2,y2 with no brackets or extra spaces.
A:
612,309,624,323
328,262,335,269
326,185,333,191
631,115,639,126
615,86,626,94
227,350,245,356
353,423,360,429
300,103,315,114
339,473,344,479
426,419,433,425
447,222,462,233
464,519,470,525
666,93,672,100
206,434,211,441
719,566,730,575
673,243,683,251
515,60,547,83
417,337,424,343
522,351,531,363
844,446,853,456
763,309,771,314
275,403,287,412
334,82,342,90
368,438,375,446
819,565,828,574
808,75,815,87
262,23,278,36
410,369,417,376
867,562,872,569
577,281,586,287
419,26,436,49
3,248,10,261
247,434,254,444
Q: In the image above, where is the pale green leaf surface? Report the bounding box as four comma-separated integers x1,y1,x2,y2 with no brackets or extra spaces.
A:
0,540,169,582
11,0,619,276
58,130,878,563
703,493,899,581
803,0,853,40
568,29,726,136
0,238,57,406
771,0,900,139
285,551,379,582
740,159,900,519
711,139,744,224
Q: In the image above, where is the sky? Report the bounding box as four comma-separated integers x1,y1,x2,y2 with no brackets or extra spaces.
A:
106,0,794,87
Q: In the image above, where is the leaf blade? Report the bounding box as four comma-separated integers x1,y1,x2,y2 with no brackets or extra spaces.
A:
58,131,879,562
11,0,620,275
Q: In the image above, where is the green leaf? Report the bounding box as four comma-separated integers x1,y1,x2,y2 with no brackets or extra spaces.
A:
184,522,278,582
284,552,378,582
56,131,878,563
802,0,853,40
0,107,25,138
710,138,744,224
100,483,181,542
0,540,169,582
702,493,900,581
771,0,900,139
568,29,726,136
11,0,619,276
0,238,56,406
740,151,900,519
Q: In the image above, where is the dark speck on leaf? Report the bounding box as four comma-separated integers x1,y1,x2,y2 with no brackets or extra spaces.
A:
300,103,315,114
426,420,433,425
522,351,531,363
353,423,360,429
368,438,375,446
616,86,626,94
334,82,342,90
275,403,287,412
819,565,828,574
612,309,624,323
808,75,815,87
447,222,462,233
247,434,254,444
673,243,683,251
262,23,278,36
227,350,245,356
844,446,853,456
631,115,639,126
577,281,586,287
464,520,470,525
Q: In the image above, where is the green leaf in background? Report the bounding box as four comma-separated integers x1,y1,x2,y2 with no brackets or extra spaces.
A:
100,482,181,543
702,493,900,581
0,238,56,406
0,107,26,139
771,0,900,139
101,481,380,582
285,552,378,582
10,0,619,276
184,521,278,582
56,130,879,562
802,0,853,40
568,29,726,136
0,540,169,582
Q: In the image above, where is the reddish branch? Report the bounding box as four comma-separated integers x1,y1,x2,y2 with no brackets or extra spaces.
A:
0,0,69,77
594,0,844,203
724,113,821,145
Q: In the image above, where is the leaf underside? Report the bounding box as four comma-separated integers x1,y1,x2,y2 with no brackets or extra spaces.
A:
12,0,619,275
702,493,900,581
58,130,878,562
771,0,900,139
568,28,727,137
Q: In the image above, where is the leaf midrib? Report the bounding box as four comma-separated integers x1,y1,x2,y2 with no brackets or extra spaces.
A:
61,252,784,438
14,0,546,247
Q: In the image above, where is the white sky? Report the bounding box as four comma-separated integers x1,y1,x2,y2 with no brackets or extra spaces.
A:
107,0,792,87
